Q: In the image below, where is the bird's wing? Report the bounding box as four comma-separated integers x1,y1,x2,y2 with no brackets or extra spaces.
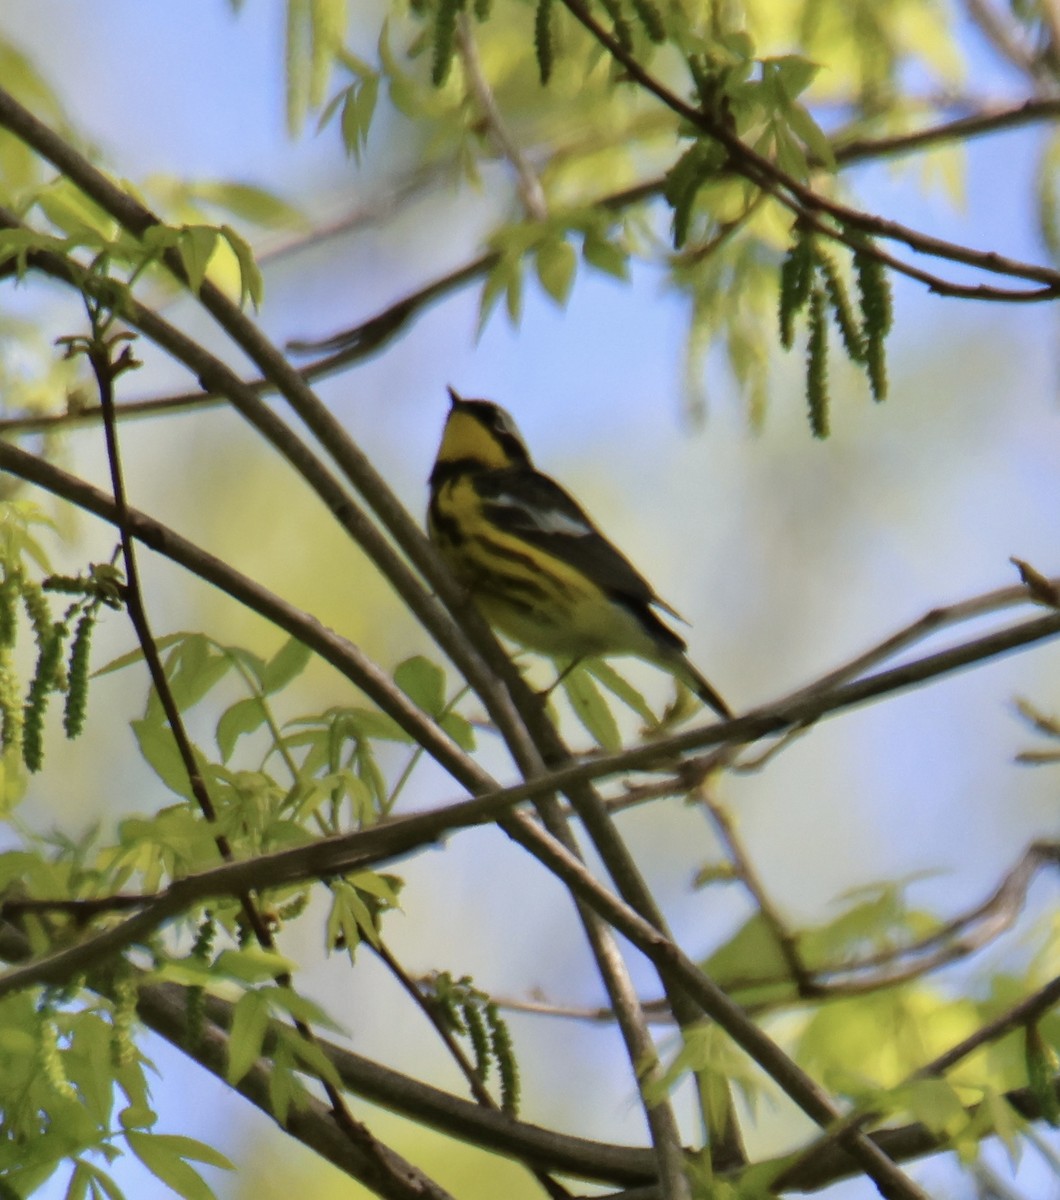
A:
476,467,679,615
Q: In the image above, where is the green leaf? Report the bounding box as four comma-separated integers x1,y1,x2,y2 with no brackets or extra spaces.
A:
663,141,721,249
267,1038,299,1125
126,1132,231,1200
78,1163,125,1200
534,237,577,305
130,719,194,799
347,869,402,906
214,946,297,984
583,659,654,723
768,54,820,100
65,1162,91,1200
478,255,523,332
891,1077,968,1137
265,987,345,1033
340,882,382,948
163,635,233,712
440,710,475,750
582,230,629,280
226,991,271,1085
317,83,348,132
176,225,219,294
216,696,266,762
326,886,362,957
393,656,445,715
309,0,346,107
700,912,793,1005
286,0,312,134
784,103,836,171
95,632,186,678
561,664,620,750
186,182,304,229
1037,129,1060,259
341,76,379,162
218,225,264,309
978,1086,1024,1170
772,121,809,180
261,637,312,694
35,179,118,240
278,1025,344,1090
137,1135,232,1171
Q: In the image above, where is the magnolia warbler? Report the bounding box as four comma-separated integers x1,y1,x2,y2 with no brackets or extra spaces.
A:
427,389,730,719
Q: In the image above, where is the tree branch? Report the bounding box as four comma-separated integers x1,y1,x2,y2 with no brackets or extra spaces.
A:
455,14,548,220
0,93,1055,445
557,0,1060,299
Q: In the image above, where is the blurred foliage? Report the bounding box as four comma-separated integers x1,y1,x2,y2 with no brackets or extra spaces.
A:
0,0,1054,427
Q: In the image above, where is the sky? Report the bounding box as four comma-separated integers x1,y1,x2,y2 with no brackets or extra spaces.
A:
1,2,1058,1198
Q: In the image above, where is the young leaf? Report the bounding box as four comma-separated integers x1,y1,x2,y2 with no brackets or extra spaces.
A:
186,182,304,229
582,229,629,280
216,696,267,762
125,1131,232,1200
534,236,577,305
218,225,265,309
214,946,297,984
261,637,312,694
583,659,654,723
394,655,445,714
226,991,271,1085
130,718,194,799
176,226,219,294
562,665,620,750
95,632,186,678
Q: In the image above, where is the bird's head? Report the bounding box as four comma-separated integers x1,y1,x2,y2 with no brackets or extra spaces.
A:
433,387,533,474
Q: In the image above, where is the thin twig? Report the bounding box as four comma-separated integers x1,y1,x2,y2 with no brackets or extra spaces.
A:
0,105,692,1185
494,841,1059,1019
82,313,396,1176
832,96,1060,164
692,780,816,994
456,14,548,220
370,943,572,1200
557,0,1060,299
770,972,1060,1191
1,437,1059,888
133,979,461,1200
0,768,929,1196
0,93,1055,445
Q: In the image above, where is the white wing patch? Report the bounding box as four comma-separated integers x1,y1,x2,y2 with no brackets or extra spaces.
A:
491,492,593,537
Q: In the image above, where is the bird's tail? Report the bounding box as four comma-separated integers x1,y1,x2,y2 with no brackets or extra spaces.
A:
680,658,731,720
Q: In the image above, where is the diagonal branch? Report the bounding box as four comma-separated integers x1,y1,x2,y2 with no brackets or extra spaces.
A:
0,95,1056,444
771,972,1060,1191
0,436,1057,902
557,0,1060,299
455,14,548,220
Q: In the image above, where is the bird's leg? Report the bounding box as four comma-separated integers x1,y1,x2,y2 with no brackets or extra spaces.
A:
540,656,583,702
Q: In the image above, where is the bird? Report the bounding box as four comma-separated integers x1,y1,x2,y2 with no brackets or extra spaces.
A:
427,388,731,719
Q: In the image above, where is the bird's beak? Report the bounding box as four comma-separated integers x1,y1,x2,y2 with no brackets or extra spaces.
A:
446,385,464,409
